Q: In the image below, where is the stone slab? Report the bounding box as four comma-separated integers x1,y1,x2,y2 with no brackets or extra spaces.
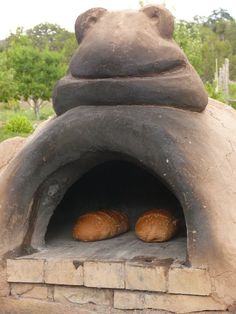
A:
0,297,173,314
114,290,227,313
54,286,113,306
10,283,48,300
7,259,44,283
125,260,169,292
168,266,211,295
21,231,186,262
84,261,125,289
45,259,83,285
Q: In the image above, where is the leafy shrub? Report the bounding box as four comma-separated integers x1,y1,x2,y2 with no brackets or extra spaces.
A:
5,115,33,134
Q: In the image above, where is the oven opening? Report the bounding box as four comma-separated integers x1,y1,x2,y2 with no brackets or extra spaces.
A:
45,160,187,262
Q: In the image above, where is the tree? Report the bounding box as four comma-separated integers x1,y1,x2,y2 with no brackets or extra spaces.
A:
1,26,76,118
0,52,18,103
199,26,232,81
174,21,203,76
62,34,78,63
6,27,32,47
229,54,236,80
0,40,7,52
198,9,234,42
225,20,236,54
6,40,66,118
26,23,76,53
139,0,145,7
177,8,236,82
26,23,77,64
205,9,234,32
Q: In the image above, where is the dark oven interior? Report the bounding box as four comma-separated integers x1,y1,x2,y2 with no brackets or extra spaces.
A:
45,160,186,250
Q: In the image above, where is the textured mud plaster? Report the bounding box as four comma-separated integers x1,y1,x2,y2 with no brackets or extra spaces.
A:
0,4,235,310
0,100,236,306
0,137,26,173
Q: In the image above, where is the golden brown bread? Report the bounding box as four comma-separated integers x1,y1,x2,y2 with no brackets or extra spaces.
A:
73,209,129,241
135,209,178,242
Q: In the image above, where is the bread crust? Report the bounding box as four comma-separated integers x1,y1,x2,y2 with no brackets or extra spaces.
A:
135,209,178,242
73,209,129,241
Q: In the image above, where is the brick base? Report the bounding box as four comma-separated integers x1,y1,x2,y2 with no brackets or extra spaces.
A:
7,258,211,295
4,258,232,313
1,283,228,314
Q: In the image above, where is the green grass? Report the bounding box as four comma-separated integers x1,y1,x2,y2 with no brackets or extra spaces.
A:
0,102,55,142
229,82,236,108
229,82,236,99
0,129,29,142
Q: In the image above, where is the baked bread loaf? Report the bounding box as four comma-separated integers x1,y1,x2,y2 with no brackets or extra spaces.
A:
135,209,178,242
73,209,129,241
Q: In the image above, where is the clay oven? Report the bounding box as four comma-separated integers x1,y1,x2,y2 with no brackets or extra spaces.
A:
0,5,236,313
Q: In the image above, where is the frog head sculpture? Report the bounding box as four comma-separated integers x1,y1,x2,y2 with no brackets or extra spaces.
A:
53,5,208,115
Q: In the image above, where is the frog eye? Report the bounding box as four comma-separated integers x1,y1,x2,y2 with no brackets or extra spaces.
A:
141,5,174,39
75,8,107,44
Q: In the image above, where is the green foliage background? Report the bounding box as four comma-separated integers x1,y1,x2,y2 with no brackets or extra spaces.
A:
174,10,236,83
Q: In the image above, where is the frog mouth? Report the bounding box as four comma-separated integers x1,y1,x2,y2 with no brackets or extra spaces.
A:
53,58,208,116
126,60,186,78
72,59,187,80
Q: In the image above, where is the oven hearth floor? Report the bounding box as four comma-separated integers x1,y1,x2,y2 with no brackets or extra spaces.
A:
26,231,186,262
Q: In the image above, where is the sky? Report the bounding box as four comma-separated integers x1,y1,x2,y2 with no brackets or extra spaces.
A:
0,0,236,40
